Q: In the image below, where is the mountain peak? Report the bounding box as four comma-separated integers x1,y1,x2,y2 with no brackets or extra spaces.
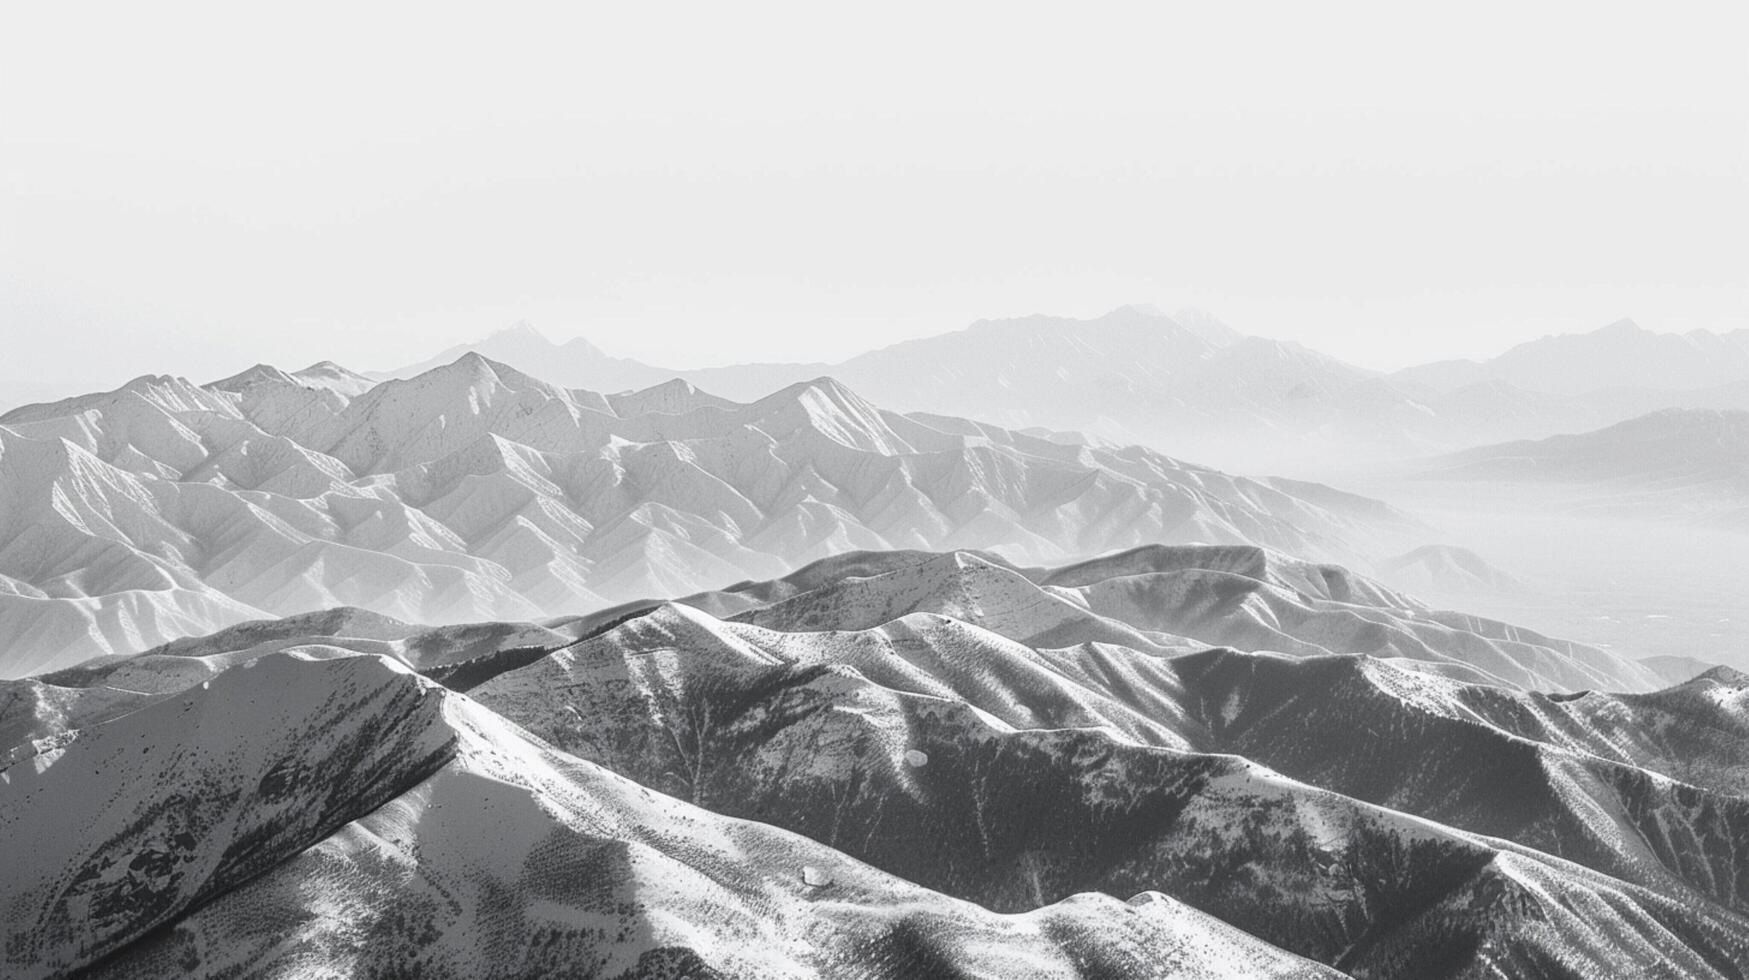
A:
1694,664,1749,687
208,364,297,392
121,373,190,392
495,319,548,341
752,375,861,405
441,350,543,391
739,376,910,453
486,321,614,361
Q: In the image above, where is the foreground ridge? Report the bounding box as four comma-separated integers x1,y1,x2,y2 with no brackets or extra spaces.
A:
2,547,1743,978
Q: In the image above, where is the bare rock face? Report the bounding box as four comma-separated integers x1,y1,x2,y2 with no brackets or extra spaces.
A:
0,654,456,976
1,640,1342,980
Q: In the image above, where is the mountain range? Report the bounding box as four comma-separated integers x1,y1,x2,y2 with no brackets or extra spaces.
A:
0,356,1426,678
1415,408,1749,532
1396,319,1749,395
4,546,1741,978
6,309,1746,977
378,311,1749,472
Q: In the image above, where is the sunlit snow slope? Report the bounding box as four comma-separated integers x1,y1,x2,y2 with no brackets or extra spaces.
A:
0,356,1421,676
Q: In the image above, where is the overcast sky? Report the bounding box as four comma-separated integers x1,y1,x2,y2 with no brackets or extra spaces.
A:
3,1,1745,401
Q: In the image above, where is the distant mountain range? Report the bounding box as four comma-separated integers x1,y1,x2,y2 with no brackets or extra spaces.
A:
377,311,1749,472
1417,408,1749,531
4,546,1739,977
1396,318,1749,395
0,356,1426,677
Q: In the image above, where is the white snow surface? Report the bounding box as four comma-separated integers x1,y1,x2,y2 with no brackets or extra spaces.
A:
0,355,1419,677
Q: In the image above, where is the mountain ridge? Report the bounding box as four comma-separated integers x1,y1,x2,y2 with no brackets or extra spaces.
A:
1394,319,1749,395
374,311,1749,471
0,358,1428,677
7,546,1743,977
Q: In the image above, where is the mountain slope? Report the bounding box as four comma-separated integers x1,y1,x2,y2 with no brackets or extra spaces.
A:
0,648,1341,980
0,359,1424,677
8,548,1744,977
468,606,1749,977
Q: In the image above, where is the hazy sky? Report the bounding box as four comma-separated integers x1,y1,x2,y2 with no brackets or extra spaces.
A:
3,1,1745,400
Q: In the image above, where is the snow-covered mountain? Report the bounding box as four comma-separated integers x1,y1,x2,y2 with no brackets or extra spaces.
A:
618,545,1661,692
4,547,1740,977
5,647,1344,980
0,356,1425,677
380,320,682,392
379,311,1749,472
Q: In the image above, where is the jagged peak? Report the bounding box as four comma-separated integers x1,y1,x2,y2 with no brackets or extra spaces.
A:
287,360,376,397
748,376,880,419
2,372,226,426
120,373,175,388
207,363,297,392
484,320,611,360
605,377,733,418
294,359,365,378
493,319,548,341
740,376,913,452
429,351,547,392
638,377,701,395
120,373,201,394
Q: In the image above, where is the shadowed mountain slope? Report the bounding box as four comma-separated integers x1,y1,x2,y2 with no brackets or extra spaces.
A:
462,600,1749,977
5,548,1745,977
1,649,1340,980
